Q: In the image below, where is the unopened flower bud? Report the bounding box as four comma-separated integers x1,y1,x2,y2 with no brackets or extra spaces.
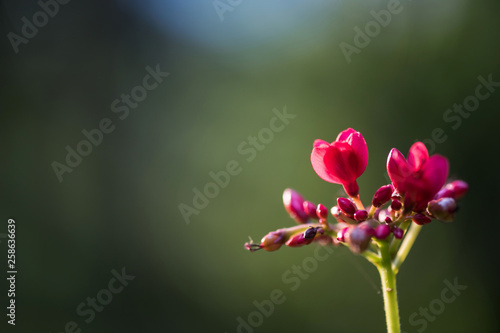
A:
385,216,393,224
260,231,286,251
348,223,373,253
303,201,318,219
372,184,394,207
283,188,309,224
286,227,321,247
337,227,349,242
374,224,391,240
390,199,402,211
354,210,368,222
392,227,404,239
337,197,357,216
412,213,431,225
427,197,457,222
316,204,328,220
434,180,468,200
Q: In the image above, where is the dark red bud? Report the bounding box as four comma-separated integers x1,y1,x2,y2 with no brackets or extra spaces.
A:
337,197,357,216
348,224,373,253
393,227,404,239
434,180,468,200
374,224,391,240
412,213,431,225
427,198,457,222
354,210,368,222
390,199,402,211
372,184,394,207
385,216,393,224
283,188,309,224
303,201,318,219
316,204,328,220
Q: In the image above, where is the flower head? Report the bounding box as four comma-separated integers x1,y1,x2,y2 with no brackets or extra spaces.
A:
387,142,449,212
311,128,368,197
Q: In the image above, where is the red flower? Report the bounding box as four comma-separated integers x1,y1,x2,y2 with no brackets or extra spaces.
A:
310,128,368,196
387,142,448,212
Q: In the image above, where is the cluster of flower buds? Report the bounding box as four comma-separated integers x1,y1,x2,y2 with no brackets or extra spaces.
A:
245,128,468,255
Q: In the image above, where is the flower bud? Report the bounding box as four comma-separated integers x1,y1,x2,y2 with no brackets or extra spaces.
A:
303,201,318,219
260,230,286,251
316,204,328,220
434,180,468,200
392,227,404,239
348,223,373,253
412,213,431,225
354,210,368,222
283,188,309,224
385,216,393,224
427,197,457,222
390,199,402,211
337,227,350,242
337,197,357,216
372,184,394,208
374,224,391,240
286,227,321,247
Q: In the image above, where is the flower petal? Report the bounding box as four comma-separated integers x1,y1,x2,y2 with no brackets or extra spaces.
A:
386,148,411,194
345,131,368,175
313,139,330,148
323,142,358,184
336,128,357,142
311,144,343,184
420,154,449,198
407,142,429,171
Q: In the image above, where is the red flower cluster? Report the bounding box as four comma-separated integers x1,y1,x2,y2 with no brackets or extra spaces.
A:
245,128,467,254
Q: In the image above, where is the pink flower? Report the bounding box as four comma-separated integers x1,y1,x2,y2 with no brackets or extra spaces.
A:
310,128,368,197
387,142,449,212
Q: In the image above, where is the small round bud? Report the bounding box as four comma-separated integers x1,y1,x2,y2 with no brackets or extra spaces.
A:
412,213,431,225
316,204,328,220
392,227,404,239
354,210,368,222
427,198,457,222
348,224,373,253
337,197,357,216
286,228,318,247
390,199,402,211
372,184,394,208
385,216,393,224
374,224,391,240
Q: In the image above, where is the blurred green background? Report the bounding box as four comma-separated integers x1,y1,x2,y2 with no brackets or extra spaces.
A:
1,0,499,332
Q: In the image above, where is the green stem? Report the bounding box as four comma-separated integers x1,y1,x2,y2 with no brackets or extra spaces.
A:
392,224,422,274
376,241,401,333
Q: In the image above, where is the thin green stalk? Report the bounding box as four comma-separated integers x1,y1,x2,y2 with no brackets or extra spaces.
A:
376,241,401,333
392,224,423,274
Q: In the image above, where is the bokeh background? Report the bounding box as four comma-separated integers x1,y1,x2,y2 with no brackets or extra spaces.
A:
1,0,499,332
